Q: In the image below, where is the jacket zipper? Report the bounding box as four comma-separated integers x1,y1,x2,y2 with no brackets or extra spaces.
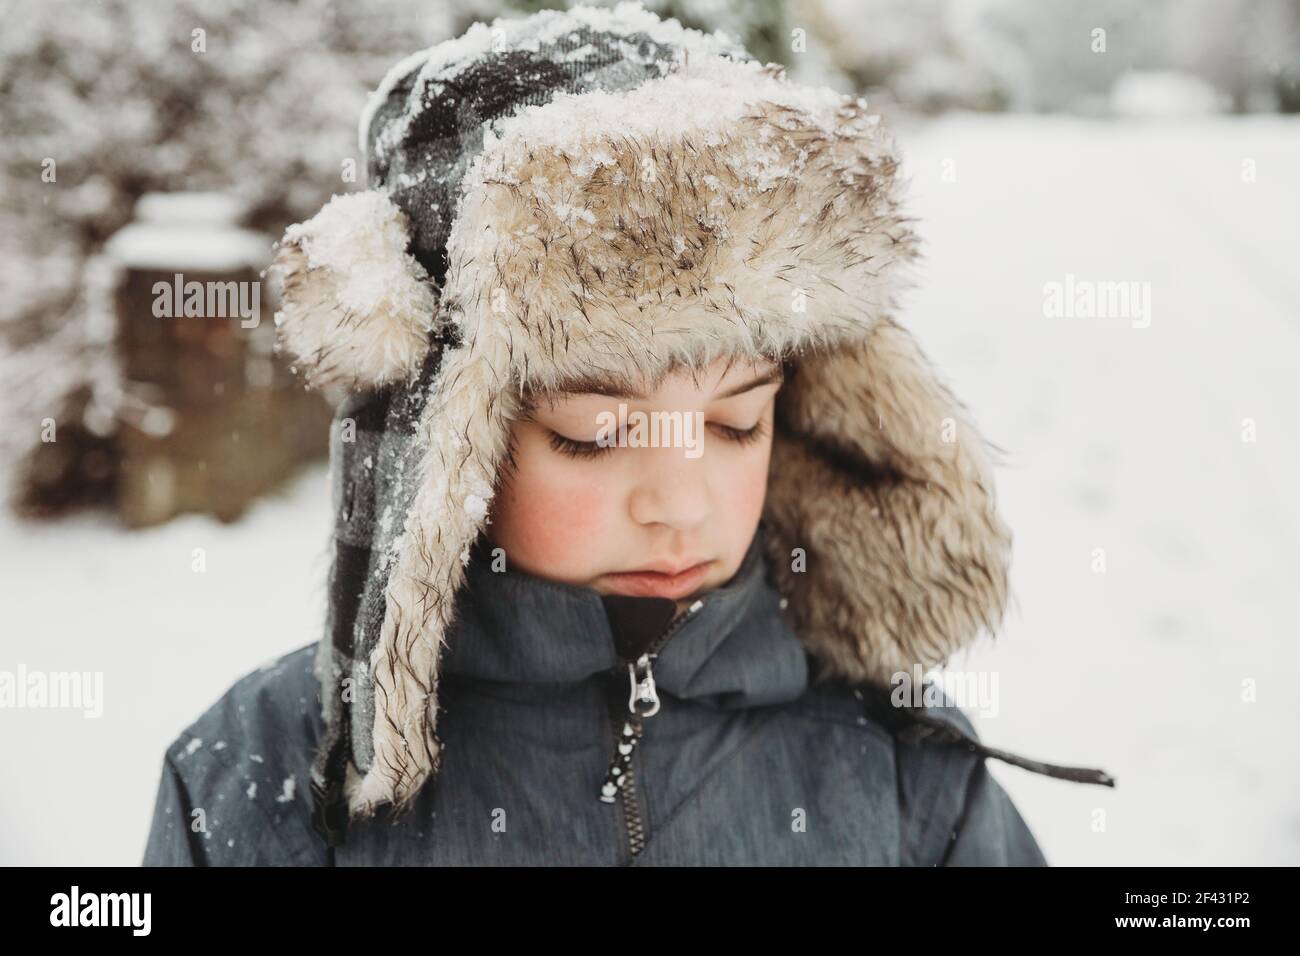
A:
600,597,705,859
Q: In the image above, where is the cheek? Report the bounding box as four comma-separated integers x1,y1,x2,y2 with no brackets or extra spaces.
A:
489,434,616,573
695,436,774,588
720,443,772,527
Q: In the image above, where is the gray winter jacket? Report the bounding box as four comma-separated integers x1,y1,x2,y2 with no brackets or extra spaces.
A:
142,525,1048,866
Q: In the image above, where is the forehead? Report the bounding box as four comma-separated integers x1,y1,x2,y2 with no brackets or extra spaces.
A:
525,353,783,408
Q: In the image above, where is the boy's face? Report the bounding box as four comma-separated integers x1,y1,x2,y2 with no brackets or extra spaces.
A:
487,355,783,612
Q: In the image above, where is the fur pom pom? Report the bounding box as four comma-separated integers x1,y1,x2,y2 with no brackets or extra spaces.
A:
270,191,437,391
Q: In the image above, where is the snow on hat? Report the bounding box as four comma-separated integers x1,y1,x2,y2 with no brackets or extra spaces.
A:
270,1,1014,844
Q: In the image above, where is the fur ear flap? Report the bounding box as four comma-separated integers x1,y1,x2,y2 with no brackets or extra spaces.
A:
270,191,437,392
765,318,1013,687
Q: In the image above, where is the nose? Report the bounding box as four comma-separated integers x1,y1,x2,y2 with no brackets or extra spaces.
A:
626,442,711,530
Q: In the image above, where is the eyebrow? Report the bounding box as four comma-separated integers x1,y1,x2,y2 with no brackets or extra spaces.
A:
566,366,785,402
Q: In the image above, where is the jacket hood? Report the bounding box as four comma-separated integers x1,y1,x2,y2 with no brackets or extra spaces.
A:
269,3,1018,837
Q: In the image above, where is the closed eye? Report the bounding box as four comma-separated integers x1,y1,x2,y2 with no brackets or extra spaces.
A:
547,431,613,460
710,420,767,446
546,420,767,460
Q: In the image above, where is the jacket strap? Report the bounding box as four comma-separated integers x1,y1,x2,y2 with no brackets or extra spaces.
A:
858,682,1116,787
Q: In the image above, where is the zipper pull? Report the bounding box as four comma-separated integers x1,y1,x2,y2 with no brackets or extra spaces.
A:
597,654,661,802
628,654,660,716
598,597,705,803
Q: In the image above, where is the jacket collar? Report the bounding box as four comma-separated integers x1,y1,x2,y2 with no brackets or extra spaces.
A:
443,522,809,708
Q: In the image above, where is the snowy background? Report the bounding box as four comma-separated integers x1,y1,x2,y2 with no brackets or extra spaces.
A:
2,0,1298,865
901,113,1300,866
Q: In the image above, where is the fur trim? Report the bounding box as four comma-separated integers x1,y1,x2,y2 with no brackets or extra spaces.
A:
347,340,514,820
325,55,1011,821
270,191,437,391
764,320,1012,684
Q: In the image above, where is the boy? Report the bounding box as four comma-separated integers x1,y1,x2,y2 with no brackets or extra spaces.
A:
144,2,1110,866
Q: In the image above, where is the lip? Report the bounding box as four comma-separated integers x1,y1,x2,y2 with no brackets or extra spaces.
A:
603,560,714,600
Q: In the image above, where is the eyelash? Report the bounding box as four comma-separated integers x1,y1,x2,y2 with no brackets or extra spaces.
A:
547,420,768,460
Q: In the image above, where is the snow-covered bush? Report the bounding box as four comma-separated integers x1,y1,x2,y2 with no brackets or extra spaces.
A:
0,0,475,512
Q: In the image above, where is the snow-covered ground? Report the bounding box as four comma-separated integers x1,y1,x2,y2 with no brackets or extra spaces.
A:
0,466,333,866
897,114,1300,865
1,115,1297,865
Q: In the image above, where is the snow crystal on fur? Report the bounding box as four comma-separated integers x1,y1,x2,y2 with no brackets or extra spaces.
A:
271,191,436,391
478,56,854,161
358,0,748,163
